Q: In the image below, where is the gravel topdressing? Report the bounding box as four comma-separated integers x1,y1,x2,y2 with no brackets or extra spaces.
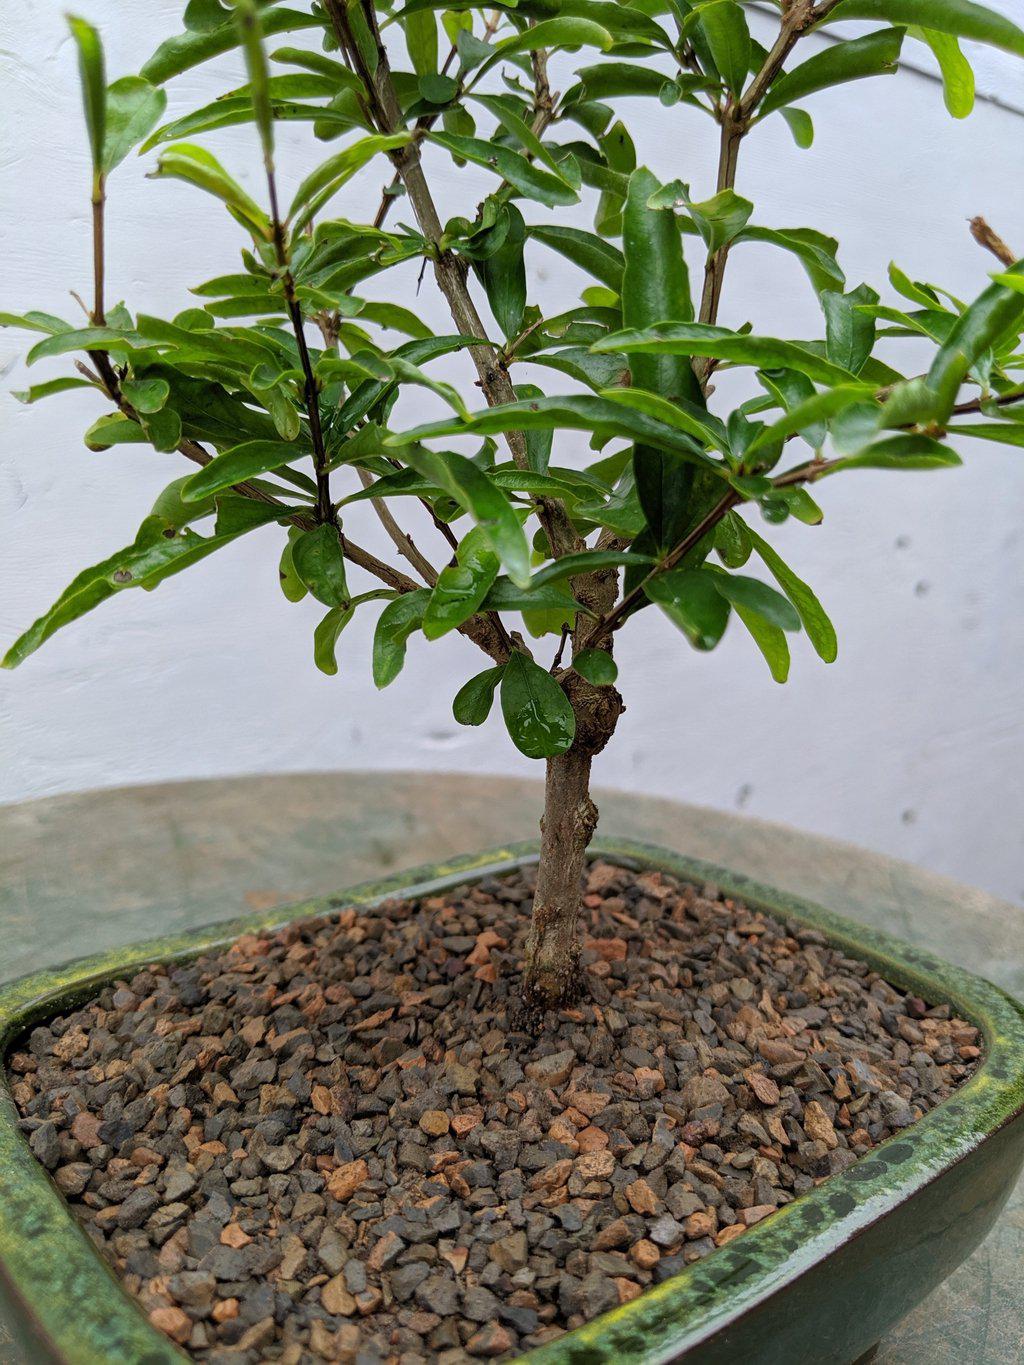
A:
8,861,980,1364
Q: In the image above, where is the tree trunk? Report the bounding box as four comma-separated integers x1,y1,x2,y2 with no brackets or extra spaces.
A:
521,670,623,1013
521,747,599,1011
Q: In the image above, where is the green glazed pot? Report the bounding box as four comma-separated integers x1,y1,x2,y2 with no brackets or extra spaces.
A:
2,839,1023,1365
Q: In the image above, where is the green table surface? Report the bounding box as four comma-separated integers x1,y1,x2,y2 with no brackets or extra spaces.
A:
1,771,1021,1364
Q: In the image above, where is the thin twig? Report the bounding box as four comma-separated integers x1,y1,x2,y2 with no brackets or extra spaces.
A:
969,216,1017,269
356,468,439,584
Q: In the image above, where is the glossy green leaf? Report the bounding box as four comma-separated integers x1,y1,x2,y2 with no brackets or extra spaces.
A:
649,182,753,255
530,549,654,589
917,28,975,117
645,569,730,650
2,507,279,668
500,651,576,759
733,599,790,682
478,17,613,81
528,225,624,291
826,432,962,471
482,576,579,614
403,8,438,74
372,589,431,688
924,263,1024,418
291,524,348,607
278,531,307,603
431,132,580,208
121,376,170,413
180,439,305,502
747,527,837,662
453,665,505,725
473,204,527,339
822,0,1024,58
760,29,904,117
399,446,531,587
697,0,751,97
821,283,879,374
27,327,141,363
710,572,801,631
313,604,354,673
574,647,617,685
391,395,717,465
68,15,106,174
595,323,858,385
422,528,500,640
142,8,321,84
288,134,412,229
780,107,814,148
715,510,752,567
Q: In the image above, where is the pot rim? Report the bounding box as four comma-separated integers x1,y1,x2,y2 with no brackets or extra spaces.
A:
1,837,1023,1365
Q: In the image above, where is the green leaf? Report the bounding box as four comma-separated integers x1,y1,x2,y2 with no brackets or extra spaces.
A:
150,143,270,238
530,548,654,588
732,599,790,682
747,527,837,662
2,509,273,668
826,432,961,471
760,29,905,117
103,77,166,171
650,182,753,255
601,387,729,453
924,263,1024,418
372,589,431,687
821,283,879,374
780,107,814,148
121,375,170,413
473,204,527,340
279,532,307,603
291,524,348,607
391,395,719,465
645,569,730,650
430,132,580,208
528,224,624,291
68,15,106,175
422,528,500,640
27,326,142,364
574,647,617,685
181,439,305,501
288,134,412,230
822,0,1024,58
696,0,751,97
500,651,576,759
595,322,858,385
12,377,93,405
476,17,613,82
232,0,275,162
453,665,505,725
400,446,531,587
403,8,439,74
710,572,801,631
917,28,975,117
746,382,875,456
313,604,354,673
482,576,579,614
141,7,320,84
715,510,752,567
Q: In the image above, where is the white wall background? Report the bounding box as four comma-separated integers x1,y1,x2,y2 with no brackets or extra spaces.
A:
2,2,1023,903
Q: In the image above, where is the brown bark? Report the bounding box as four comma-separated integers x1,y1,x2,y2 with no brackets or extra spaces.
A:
521,672,623,1013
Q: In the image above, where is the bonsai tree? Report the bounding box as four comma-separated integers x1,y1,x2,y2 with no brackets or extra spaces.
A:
4,0,1023,1014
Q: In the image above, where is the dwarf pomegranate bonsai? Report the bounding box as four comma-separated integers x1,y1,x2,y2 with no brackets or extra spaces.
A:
5,0,1023,1013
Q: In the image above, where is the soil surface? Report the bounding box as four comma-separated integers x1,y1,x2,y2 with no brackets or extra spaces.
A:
9,862,980,1363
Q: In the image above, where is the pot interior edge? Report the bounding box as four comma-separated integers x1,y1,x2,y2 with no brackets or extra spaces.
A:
0,838,1022,1365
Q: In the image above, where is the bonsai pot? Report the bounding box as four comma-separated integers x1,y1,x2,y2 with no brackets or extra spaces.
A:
1,838,1022,1365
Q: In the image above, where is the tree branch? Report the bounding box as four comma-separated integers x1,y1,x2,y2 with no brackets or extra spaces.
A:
356,468,439,584
322,0,582,565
